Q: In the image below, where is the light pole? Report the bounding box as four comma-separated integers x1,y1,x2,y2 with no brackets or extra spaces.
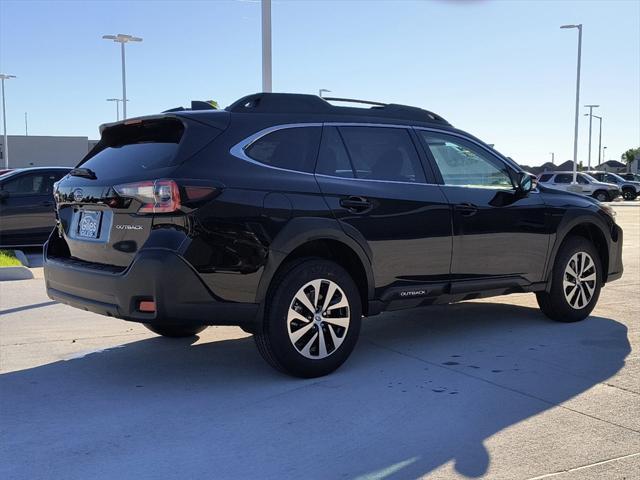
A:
584,104,599,169
0,74,16,169
319,89,331,98
561,24,583,184
261,0,272,92
585,113,603,166
107,98,128,121
102,34,142,119
550,152,555,165
602,146,607,162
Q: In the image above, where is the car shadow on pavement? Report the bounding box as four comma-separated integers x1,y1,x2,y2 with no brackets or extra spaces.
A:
0,302,631,480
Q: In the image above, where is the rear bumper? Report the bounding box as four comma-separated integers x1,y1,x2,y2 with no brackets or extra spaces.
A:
44,246,259,328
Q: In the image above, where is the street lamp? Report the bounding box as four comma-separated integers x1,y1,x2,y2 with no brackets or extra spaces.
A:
102,34,142,119
584,104,599,169
585,113,603,166
261,0,272,92
106,98,128,121
0,73,16,169
602,146,607,162
319,89,331,98
561,24,583,184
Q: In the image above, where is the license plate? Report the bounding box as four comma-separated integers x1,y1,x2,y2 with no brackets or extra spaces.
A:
78,211,102,239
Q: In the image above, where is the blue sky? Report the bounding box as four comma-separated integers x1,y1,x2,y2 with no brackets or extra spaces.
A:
1,0,638,166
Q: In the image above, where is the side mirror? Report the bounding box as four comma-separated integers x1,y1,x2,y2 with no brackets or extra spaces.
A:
516,172,535,194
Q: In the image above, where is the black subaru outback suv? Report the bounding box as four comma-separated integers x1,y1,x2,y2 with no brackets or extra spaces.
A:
44,93,623,377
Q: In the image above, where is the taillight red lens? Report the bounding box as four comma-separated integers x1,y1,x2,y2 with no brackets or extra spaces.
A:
114,179,181,213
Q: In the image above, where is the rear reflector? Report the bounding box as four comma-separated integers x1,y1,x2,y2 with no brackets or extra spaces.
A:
138,300,156,313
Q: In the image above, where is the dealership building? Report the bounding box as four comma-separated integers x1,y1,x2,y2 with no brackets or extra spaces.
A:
0,135,98,169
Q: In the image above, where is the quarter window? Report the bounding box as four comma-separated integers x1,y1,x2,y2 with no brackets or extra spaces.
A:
245,126,321,173
337,127,426,182
538,173,553,183
418,132,513,189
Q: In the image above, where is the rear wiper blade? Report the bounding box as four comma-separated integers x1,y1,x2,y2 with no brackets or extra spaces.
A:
69,168,97,180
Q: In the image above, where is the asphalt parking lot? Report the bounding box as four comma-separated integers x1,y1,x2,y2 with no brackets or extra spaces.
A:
1,205,638,480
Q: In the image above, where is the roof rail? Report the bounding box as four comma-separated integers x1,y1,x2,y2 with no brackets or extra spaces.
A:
225,93,450,125
323,97,386,107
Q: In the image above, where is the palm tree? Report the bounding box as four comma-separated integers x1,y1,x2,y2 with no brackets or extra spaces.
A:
621,148,639,173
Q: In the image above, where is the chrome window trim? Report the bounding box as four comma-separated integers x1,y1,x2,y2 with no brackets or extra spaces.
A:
315,173,439,187
229,122,531,193
229,122,425,181
323,122,411,129
229,123,322,176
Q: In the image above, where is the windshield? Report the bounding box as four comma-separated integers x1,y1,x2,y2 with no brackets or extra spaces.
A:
607,173,627,183
0,169,23,181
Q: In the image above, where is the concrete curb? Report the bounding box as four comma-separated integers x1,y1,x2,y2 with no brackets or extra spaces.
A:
0,266,35,281
13,250,30,267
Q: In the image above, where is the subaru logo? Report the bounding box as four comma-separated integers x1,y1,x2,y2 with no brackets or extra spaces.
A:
73,188,84,202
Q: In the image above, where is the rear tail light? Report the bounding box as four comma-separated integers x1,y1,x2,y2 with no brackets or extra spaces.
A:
114,179,181,213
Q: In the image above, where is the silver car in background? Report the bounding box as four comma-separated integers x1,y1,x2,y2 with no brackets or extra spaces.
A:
537,171,620,202
585,171,640,201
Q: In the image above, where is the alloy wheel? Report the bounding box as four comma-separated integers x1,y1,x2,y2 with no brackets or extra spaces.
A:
287,279,350,359
563,251,597,309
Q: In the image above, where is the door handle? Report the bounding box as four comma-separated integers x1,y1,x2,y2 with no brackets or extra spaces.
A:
454,202,478,216
340,196,371,213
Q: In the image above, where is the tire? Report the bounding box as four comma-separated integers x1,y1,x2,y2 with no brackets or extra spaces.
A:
144,324,207,337
255,258,362,378
593,190,609,202
622,188,637,201
536,236,602,322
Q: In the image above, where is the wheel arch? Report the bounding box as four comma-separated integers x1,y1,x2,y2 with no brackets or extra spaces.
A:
255,217,374,315
545,215,610,289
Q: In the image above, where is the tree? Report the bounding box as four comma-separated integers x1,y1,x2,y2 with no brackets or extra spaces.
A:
206,100,219,109
621,148,640,172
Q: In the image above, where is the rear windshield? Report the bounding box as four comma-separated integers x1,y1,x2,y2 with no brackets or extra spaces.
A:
81,143,179,174
79,118,184,174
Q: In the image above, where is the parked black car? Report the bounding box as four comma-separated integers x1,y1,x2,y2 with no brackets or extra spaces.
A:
0,167,71,247
620,173,640,182
44,93,623,377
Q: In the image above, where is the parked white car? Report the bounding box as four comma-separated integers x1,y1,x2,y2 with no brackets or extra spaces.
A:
538,171,621,202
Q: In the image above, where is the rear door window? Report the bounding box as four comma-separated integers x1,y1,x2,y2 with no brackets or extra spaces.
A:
315,127,354,178
337,126,426,182
554,174,572,183
2,172,57,195
245,126,321,173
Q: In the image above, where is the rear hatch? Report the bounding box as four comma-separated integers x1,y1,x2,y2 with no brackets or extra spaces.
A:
51,113,228,268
